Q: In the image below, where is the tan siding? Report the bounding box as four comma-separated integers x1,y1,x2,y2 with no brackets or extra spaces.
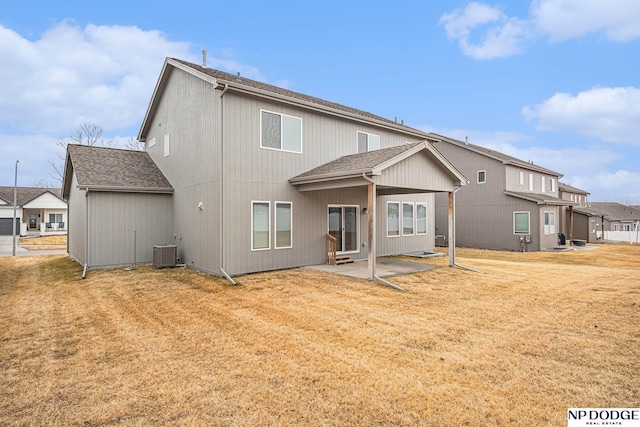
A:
376,193,435,256
376,153,457,192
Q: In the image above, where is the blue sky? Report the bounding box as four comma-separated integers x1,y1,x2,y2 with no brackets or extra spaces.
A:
1,1,639,202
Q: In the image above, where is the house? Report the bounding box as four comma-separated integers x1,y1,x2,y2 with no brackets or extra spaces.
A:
63,56,467,277
558,182,594,242
0,186,67,236
432,134,573,252
586,202,640,243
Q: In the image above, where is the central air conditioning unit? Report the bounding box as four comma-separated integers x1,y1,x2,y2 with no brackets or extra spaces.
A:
153,244,177,268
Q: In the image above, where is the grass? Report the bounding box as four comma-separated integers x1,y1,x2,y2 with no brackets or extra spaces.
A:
0,244,638,426
18,235,67,250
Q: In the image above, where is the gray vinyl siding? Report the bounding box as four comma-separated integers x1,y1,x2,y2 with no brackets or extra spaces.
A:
376,153,457,192
87,192,173,268
67,172,86,264
144,67,222,275
140,65,456,276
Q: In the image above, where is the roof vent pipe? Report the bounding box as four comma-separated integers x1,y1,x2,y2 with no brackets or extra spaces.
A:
237,72,241,79
202,50,207,68
465,136,468,145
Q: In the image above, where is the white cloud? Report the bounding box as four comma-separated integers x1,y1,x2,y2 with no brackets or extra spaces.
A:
440,1,640,59
531,0,640,42
569,170,640,203
522,87,640,145
439,2,530,59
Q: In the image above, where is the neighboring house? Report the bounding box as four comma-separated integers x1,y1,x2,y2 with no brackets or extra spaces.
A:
558,182,593,242
432,134,573,252
0,186,67,236
63,56,467,277
586,202,640,242
62,145,174,268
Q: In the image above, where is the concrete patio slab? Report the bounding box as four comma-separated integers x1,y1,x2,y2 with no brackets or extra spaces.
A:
308,257,438,279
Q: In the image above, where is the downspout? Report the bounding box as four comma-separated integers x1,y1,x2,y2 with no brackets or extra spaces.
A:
449,185,480,273
362,173,405,291
218,84,236,285
83,189,90,279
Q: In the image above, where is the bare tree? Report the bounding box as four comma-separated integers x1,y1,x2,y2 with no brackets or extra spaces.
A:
32,178,57,188
49,123,112,185
122,136,145,151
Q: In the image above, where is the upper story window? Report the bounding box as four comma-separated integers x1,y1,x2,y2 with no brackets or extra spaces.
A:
261,110,302,153
357,131,380,153
477,170,487,184
163,133,170,157
529,174,533,192
148,137,156,148
550,178,556,193
519,171,524,186
541,176,546,193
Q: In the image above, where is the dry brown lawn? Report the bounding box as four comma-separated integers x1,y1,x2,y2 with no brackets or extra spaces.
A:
19,235,67,250
1,244,638,426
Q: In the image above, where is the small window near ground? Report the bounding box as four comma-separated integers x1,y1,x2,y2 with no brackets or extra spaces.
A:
477,170,486,184
402,202,414,235
416,203,427,235
252,201,270,250
514,211,530,234
261,110,302,153
357,131,380,153
387,202,400,237
275,202,292,249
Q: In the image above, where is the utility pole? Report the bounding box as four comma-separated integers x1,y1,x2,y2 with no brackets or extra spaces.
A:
12,160,19,256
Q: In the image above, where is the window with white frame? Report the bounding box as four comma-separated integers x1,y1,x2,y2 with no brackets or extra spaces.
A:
252,201,270,250
387,202,400,237
148,137,156,148
541,176,546,193
275,202,292,249
519,171,524,186
550,178,556,193
614,224,620,231
477,170,487,184
623,224,631,231
261,110,302,153
402,202,414,235
529,174,533,191
544,211,555,235
357,131,380,153
163,133,170,157
416,203,427,235
514,211,530,234
49,213,63,223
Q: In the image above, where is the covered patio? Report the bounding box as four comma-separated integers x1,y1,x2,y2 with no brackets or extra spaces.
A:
290,141,467,287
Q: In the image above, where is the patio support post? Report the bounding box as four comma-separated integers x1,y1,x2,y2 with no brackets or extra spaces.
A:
448,191,455,267
367,182,376,280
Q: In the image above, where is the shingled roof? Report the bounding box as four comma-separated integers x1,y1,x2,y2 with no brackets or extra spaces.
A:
291,143,420,181
63,145,173,196
139,58,435,142
431,133,563,177
0,186,62,206
504,190,572,206
586,202,640,221
559,182,590,195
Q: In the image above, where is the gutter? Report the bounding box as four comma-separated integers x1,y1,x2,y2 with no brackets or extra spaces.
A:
77,185,174,194
219,84,236,285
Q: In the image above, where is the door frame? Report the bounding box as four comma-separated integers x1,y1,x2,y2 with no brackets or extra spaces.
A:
327,204,360,255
